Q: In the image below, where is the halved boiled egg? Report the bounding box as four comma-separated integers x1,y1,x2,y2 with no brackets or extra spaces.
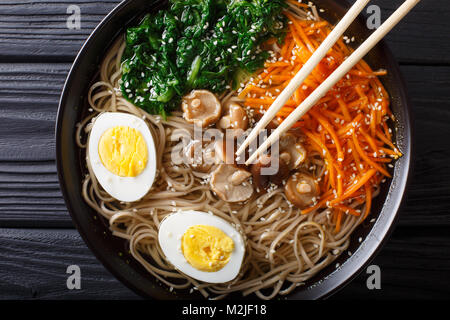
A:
88,112,157,202
158,210,245,283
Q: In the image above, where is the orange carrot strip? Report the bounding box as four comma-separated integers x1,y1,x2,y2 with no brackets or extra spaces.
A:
334,204,361,217
285,12,315,52
363,184,372,220
310,110,344,162
330,169,377,205
352,132,391,177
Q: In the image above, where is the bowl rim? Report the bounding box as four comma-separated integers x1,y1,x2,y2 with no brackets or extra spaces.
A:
56,0,413,300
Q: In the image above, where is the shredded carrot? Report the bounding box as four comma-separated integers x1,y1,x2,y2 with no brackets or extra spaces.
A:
334,205,361,217
240,10,399,228
363,184,372,219
330,169,377,206
351,131,391,178
265,61,291,68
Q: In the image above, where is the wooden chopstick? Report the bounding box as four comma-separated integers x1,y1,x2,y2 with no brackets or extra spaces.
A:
245,0,420,166
236,0,371,157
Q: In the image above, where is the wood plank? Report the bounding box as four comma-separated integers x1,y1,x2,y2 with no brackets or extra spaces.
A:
398,65,450,227
0,228,139,299
0,0,119,62
0,0,448,64
333,226,450,299
0,64,69,226
0,63,449,227
377,0,450,65
0,63,70,161
0,162,70,227
0,226,448,299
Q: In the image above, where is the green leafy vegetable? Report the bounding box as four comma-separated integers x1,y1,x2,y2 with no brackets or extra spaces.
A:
120,0,287,116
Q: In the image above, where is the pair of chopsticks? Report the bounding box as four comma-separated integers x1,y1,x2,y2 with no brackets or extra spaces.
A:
237,0,420,165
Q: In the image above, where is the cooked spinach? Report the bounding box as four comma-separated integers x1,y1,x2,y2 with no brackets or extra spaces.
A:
120,0,287,117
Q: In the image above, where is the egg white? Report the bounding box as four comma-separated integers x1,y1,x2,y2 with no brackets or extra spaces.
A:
88,112,157,202
158,210,246,284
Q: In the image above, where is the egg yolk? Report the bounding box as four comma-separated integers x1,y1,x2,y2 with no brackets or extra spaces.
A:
181,225,234,272
98,126,148,177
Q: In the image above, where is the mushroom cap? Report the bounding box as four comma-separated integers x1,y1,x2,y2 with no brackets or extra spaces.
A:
210,164,253,202
218,102,249,139
279,133,307,170
182,90,222,127
250,154,290,191
224,103,249,130
284,172,319,209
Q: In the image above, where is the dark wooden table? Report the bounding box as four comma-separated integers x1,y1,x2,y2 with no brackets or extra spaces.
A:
0,0,449,300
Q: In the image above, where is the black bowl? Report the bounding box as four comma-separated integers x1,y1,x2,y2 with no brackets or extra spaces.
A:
56,0,412,300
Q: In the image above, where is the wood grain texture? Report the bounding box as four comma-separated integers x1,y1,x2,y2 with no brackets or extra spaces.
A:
0,0,119,62
0,63,70,226
375,0,450,65
1,226,448,299
1,64,449,227
0,63,69,161
0,228,138,299
334,226,450,299
0,0,448,64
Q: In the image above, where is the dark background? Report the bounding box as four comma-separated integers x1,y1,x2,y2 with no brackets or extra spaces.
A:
0,0,449,299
